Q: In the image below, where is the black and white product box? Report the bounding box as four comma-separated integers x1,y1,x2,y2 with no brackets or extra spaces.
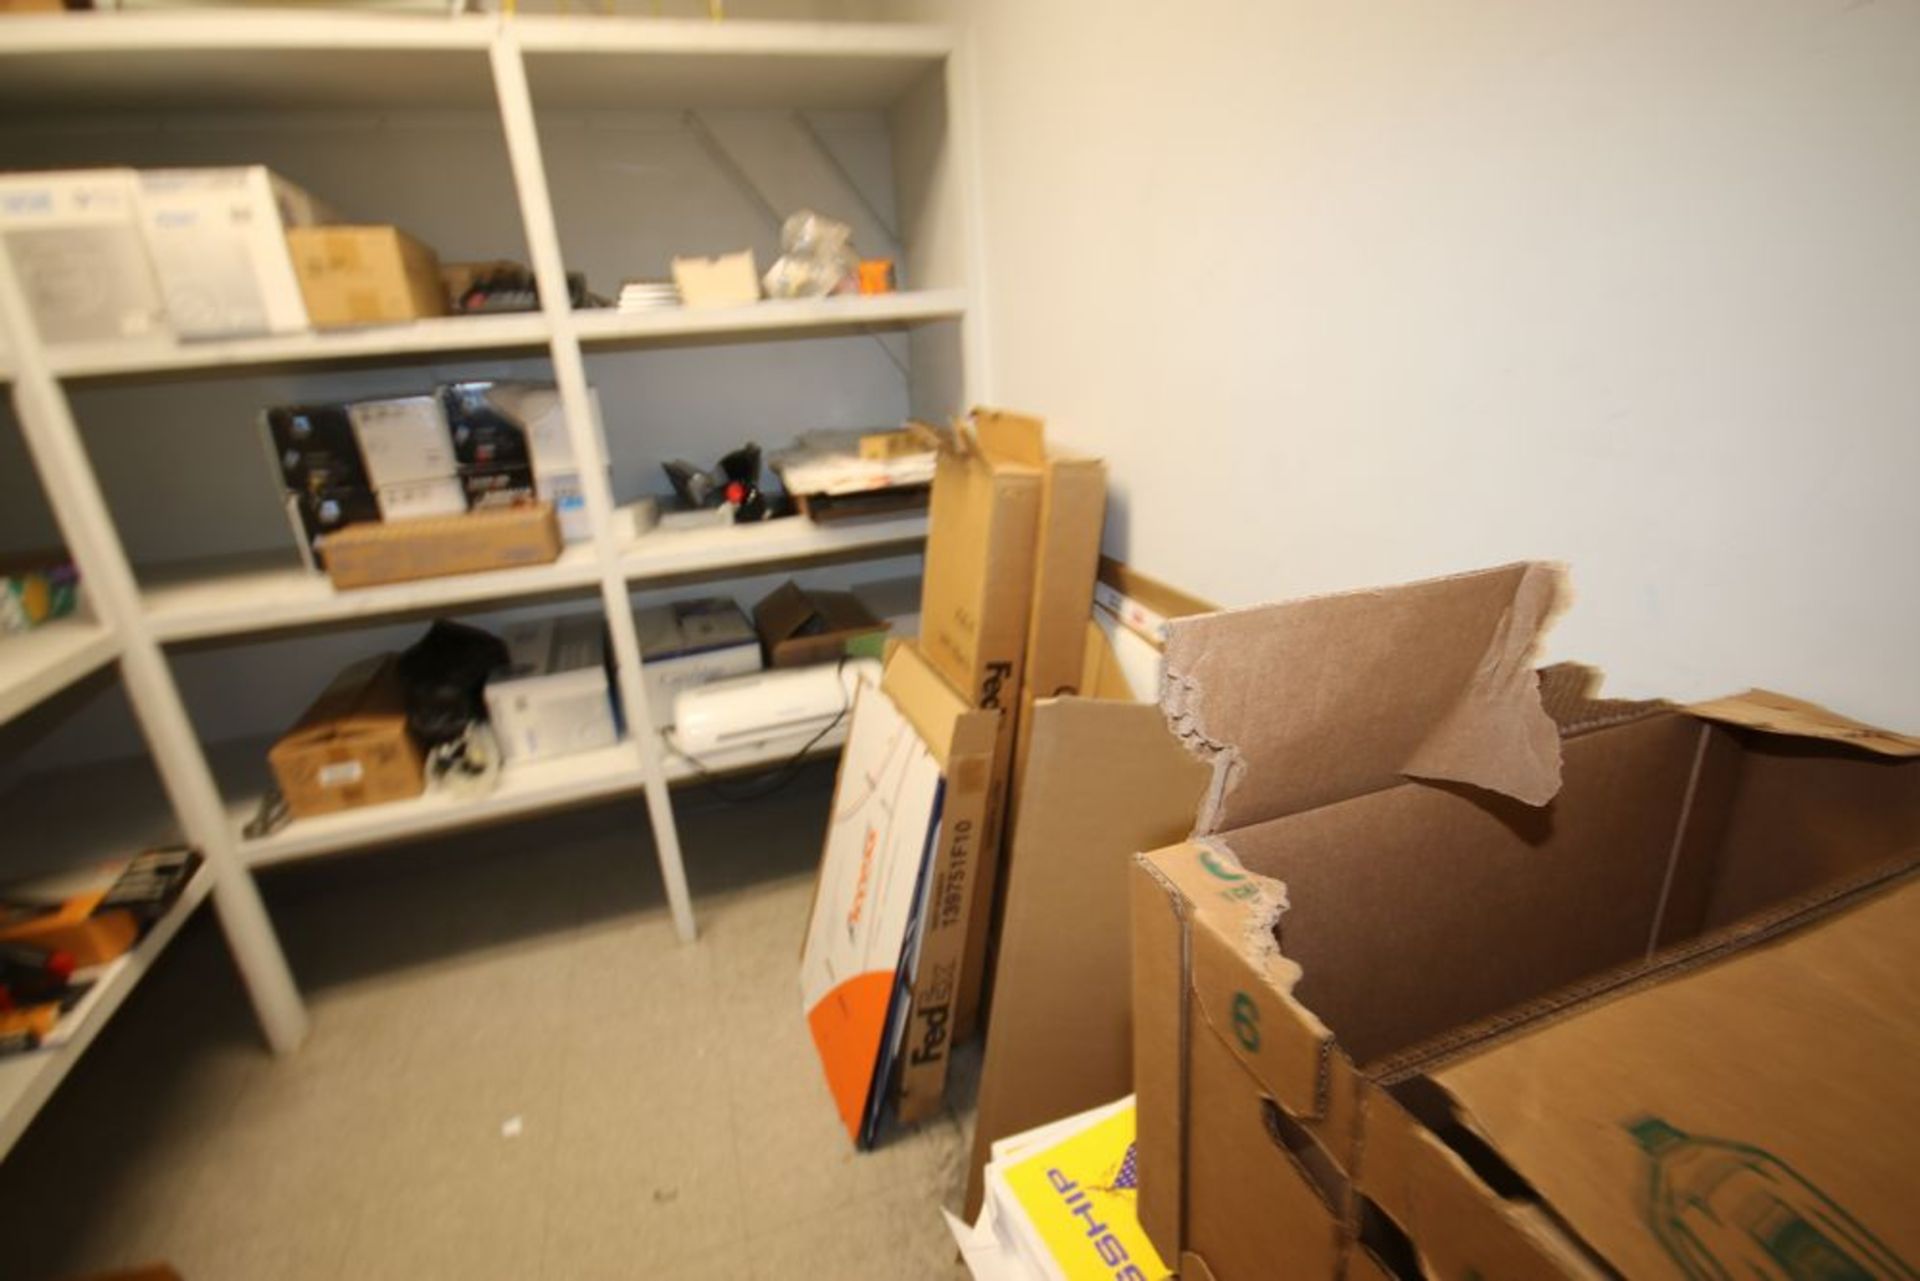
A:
347,396,459,488
484,615,620,763
0,169,171,345
265,404,368,491
135,167,333,339
375,476,468,522
440,380,605,541
285,485,380,569
460,464,537,511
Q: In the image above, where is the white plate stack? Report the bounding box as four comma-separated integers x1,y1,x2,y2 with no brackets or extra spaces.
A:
617,280,680,313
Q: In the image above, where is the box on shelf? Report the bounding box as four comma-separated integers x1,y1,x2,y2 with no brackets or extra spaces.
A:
460,464,537,511
0,553,79,635
800,643,995,1145
440,381,608,542
321,504,562,590
634,596,762,732
285,225,447,329
752,579,887,669
269,653,425,820
963,561,1212,1221
136,166,334,338
347,395,458,489
485,614,618,764
284,486,381,570
375,477,467,523
0,846,200,970
671,250,759,308
1129,563,1920,1281
264,403,368,492
0,169,170,345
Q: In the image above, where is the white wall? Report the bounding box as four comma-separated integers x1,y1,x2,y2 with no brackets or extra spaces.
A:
911,0,1920,726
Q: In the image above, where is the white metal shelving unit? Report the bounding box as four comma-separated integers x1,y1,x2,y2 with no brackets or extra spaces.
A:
0,8,983,1144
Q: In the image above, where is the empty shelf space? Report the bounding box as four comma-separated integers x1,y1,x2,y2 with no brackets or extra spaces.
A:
570,290,965,348
0,618,120,727
140,547,605,644
622,512,926,584
43,313,552,381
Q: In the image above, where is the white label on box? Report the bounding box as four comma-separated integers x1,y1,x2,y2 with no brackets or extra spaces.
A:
377,477,467,522
318,760,364,788
349,397,457,487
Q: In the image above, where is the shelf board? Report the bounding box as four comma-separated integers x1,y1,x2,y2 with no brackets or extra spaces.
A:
231,739,647,868
44,313,552,381
623,512,927,584
141,546,604,644
0,617,120,728
571,289,965,349
0,866,213,1158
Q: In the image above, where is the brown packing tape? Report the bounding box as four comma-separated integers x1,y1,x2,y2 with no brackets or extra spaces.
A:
1686,688,1920,757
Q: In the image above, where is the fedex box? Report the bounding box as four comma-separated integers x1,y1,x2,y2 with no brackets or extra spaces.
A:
1131,564,1920,1280
138,167,333,337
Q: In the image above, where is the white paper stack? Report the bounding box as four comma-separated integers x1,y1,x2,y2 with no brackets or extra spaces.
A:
617,280,680,313
945,1096,1171,1281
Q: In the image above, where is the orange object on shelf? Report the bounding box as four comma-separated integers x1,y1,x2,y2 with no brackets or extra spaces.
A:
857,259,896,295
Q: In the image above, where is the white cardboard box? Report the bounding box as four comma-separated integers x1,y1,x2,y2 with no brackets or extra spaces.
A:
348,396,457,488
635,597,763,732
137,167,333,338
442,381,608,541
0,169,170,345
485,615,618,763
376,476,467,522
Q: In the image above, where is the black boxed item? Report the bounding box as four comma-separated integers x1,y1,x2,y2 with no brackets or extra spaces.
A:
286,485,380,568
265,404,368,491
461,463,537,511
441,380,537,470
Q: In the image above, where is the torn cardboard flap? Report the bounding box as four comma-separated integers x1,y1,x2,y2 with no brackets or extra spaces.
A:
1687,688,1920,758
1162,562,1566,835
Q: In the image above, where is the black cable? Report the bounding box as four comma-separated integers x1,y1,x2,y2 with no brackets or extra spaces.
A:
662,656,857,804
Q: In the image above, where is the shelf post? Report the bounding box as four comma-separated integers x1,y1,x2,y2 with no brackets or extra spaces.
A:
0,257,309,1056
489,30,699,943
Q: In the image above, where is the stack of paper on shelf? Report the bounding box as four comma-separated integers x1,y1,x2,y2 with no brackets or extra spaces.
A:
617,280,680,313
946,1095,1170,1281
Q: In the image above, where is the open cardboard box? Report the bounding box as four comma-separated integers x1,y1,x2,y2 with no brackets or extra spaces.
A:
963,560,1213,1219
1131,563,1919,1280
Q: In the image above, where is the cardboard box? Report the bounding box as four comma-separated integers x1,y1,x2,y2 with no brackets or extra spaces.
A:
0,169,170,345
671,250,759,308
285,225,447,328
800,645,996,1144
439,381,607,542
136,167,332,338
1129,563,1920,1280
917,412,1045,1037
321,504,562,590
752,579,888,669
347,395,457,488
269,654,425,819
485,614,618,763
634,597,763,732
963,562,1213,1221
375,476,467,523
884,643,999,1126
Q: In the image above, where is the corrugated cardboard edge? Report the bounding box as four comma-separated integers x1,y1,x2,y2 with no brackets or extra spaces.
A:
1686,688,1920,758
1161,562,1568,834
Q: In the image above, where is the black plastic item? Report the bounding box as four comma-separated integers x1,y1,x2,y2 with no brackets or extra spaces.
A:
716,443,771,522
396,620,510,747
663,459,718,509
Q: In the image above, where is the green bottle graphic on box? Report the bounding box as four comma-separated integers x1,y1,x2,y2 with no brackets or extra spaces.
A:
1626,1116,1916,1281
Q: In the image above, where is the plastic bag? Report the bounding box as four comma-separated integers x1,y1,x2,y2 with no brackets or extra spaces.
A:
762,209,859,300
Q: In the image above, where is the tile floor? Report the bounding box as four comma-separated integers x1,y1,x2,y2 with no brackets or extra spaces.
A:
0,763,978,1280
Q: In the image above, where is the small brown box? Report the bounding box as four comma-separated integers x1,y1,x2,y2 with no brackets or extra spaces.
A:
269,655,425,820
752,579,887,669
321,504,562,590
285,225,447,329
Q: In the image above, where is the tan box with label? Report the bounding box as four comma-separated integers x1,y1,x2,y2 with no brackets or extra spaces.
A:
285,225,446,328
269,654,425,820
322,504,561,590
